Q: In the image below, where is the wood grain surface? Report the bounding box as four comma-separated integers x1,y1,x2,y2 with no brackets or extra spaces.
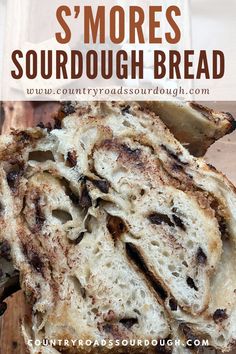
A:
0,101,235,354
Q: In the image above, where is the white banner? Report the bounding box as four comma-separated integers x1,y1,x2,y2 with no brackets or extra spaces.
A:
0,0,235,101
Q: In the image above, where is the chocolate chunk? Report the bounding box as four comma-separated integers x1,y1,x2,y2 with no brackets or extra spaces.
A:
12,341,18,349
121,105,130,115
219,219,229,240
172,163,184,172
140,189,145,196
37,122,53,132
31,252,43,272
172,215,186,231
161,145,188,165
155,341,173,354
54,118,62,129
119,318,138,329
37,122,45,129
80,287,86,299
18,131,30,142
92,179,110,194
103,324,113,333
79,175,87,183
66,151,77,167
169,298,178,311
179,323,199,348
12,130,32,143
121,144,141,159
0,302,7,316
0,201,3,214
196,247,207,265
104,309,115,322
7,171,20,191
210,199,230,240
148,213,174,227
62,102,76,115
68,192,80,205
107,215,127,242
213,309,228,323
186,277,198,291
0,240,12,261
34,197,45,231
23,246,44,273
79,184,92,208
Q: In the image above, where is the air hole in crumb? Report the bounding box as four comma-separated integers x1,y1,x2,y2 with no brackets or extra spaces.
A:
172,272,179,277
122,120,132,128
163,251,169,257
73,232,84,245
28,150,55,162
52,210,72,224
112,167,128,179
70,276,86,299
178,253,184,261
168,265,175,272
151,241,160,247
85,215,94,233
187,240,194,247
94,247,100,255
126,243,168,300
131,195,137,201
140,290,146,298
91,308,99,315
217,335,225,343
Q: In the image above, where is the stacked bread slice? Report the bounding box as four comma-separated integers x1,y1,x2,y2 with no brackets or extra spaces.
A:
140,101,235,156
0,101,235,353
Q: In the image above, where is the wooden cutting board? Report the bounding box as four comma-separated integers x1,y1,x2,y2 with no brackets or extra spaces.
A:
0,102,235,354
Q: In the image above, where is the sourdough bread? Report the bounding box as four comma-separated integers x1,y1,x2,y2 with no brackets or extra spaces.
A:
0,102,235,353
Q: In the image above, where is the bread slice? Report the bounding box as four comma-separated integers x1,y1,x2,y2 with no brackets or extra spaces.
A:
61,100,235,157
140,101,235,156
0,101,235,353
